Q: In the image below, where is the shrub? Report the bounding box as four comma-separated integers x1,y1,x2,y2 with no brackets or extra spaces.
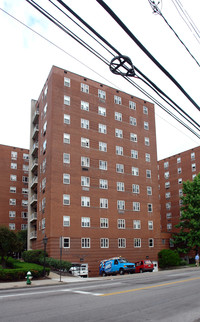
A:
158,249,181,268
22,250,47,264
39,257,71,271
0,259,50,281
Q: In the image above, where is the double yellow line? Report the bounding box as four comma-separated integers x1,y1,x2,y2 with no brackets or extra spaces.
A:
100,276,200,296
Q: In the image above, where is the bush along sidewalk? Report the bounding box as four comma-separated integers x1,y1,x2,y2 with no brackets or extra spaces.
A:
0,258,50,281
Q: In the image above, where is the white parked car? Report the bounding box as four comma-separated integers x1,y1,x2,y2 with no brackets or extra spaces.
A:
69,263,88,277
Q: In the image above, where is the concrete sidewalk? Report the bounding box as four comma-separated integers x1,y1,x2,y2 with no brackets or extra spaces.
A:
0,272,100,290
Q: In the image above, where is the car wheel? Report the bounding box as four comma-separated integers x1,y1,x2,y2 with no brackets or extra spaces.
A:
119,268,124,275
139,269,143,273
102,272,107,277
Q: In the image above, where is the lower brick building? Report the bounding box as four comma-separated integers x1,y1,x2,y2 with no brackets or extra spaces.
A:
28,66,165,276
158,146,200,236
0,144,29,232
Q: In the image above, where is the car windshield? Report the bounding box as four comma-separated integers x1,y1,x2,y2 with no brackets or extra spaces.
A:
118,258,129,263
144,260,152,264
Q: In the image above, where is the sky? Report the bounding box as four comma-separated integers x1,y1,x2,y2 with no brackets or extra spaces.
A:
0,0,199,160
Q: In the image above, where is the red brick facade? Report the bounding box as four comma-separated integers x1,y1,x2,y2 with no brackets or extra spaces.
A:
0,145,29,231
158,146,200,235
28,66,164,276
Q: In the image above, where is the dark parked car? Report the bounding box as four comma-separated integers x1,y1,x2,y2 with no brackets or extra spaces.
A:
135,260,154,273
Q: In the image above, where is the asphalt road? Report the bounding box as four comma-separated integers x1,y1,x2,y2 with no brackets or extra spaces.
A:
1,268,200,322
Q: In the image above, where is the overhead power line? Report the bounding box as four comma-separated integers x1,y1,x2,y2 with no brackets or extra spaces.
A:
96,0,200,112
147,0,200,68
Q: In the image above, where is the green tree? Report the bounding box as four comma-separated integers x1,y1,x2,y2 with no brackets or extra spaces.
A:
0,226,18,268
16,229,27,253
173,173,200,254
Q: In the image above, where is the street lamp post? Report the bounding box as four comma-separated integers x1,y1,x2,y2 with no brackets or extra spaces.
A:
43,235,48,277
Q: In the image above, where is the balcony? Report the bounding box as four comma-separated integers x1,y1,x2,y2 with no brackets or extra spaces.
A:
31,142,38,156
30,212,37,223
31,158,38,172
30,194,37,206
32,124,39,140
31,176,38,189
32,108,39,124
30,230,37,240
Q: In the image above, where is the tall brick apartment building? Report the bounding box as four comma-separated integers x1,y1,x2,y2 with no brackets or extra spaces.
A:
0,144,29,231
28,65,164,275
158,146,200,235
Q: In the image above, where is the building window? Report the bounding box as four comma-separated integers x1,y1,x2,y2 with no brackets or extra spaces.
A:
117,182,124,191
22,188,28,194
148,221,153,230
43,140,47,154
63,173,70,184
11,163,17,169
63,194,70,205
115,128,123,138
133,220,141,229
133,202,140,211
165,181,170,189
177,167,182,174
81,118,89,129
132,184,140,194
81,238,90,248
129,116,137,126
164,161,169,168
98,106,106,116
81,217,90,227
21,212,28,219
64,77,70,87
192,163,196,172
164,171,169,179
22,176,29,183
81,176,90,187
179,189,183,197
64,95,70,105
131,150,138,159
118,238,126,248
63,216,70,227
23,153,29,160
11,151,17,160
166,202,171,210
116,146,123,155
81,83,89,93
148,203,153,212
99,142,107,152
165,192,171,199
42,198,46,212
144,121,149,130
9,223,15,230
81,156,90,167
167,223,172,231
130,133,137,142
98,89,106,100
81,137,90,148
192,174,196,180
134,238,141,248
118,219,125,229
22,200,28,207
129,101,136,110
100,218,109,228
44,103,47,116
99,124,107,134
10,186,16,193
21,224,28,230
63,133,70,144
166,213,172,219
191,152,195,160
63,237,70,248
115,112,122,121
145,137,150,146
64,114,70,124
63,153,70,164
116,163,124,173
146,170,151,178
100,198,108,209
147,186,152,195
132,167,139,176
100,238,109,248
143,106,148,114
177,157,181,163
9,211,16,218
114,95,122,105
81,101,89,111
178,178,182,184
117,200,125,210
9,199,16,206
99,179,108,189
149,238,154,247
81,196,90,207
99,160,107,170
